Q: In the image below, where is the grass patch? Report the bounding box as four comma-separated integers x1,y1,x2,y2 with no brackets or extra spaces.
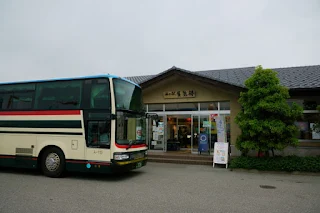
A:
229,155,320,173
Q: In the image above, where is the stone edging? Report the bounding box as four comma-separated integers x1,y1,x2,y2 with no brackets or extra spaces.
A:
229,168,320,176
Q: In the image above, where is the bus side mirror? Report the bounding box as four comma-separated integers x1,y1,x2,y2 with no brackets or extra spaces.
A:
145,113,158,120
146,113,159,126
109,114,117,120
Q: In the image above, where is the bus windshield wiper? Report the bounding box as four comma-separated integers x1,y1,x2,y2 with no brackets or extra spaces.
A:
126,140,135,150
117,109,144,115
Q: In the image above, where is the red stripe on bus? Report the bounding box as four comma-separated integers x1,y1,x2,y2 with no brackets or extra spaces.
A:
0,155,38,160
0,110,81,116
89,162,110,166
0,155,16,159
66,160,110,166
115,143,147,149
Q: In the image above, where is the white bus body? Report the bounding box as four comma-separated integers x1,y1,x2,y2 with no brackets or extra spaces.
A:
0,75,148,177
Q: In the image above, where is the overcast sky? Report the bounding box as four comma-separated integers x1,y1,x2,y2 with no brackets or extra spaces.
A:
1,0,319,83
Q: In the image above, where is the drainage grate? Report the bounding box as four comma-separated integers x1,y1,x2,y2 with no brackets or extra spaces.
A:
259,185,276,189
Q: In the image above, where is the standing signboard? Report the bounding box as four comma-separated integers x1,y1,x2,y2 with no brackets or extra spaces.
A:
212,115,230,168
213,142,229,168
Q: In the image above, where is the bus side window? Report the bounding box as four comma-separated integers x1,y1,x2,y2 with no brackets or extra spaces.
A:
0,83,35,110
0,95,8,110
90,84,110,109
8,91,34,110
87,120,111,148
35,81,82,110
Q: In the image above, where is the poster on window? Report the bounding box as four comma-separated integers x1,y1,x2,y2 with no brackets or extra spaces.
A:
213,142,229,168
158,122,164,135
136,127,142,140
210,114,218,121
153,132,159,140
198,133,209,152
310,123,320,139
202,121,211,128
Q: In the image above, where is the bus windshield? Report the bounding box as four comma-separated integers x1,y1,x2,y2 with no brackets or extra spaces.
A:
114,78,146,146
116,111,146,145
113,78,144,112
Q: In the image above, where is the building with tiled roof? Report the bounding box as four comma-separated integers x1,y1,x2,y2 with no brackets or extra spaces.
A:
124,65,320,158
125,65,320,89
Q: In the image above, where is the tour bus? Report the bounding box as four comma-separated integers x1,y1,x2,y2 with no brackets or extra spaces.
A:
0,74,149,178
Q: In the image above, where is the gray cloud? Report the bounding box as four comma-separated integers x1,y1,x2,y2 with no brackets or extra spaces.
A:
0,0,319,83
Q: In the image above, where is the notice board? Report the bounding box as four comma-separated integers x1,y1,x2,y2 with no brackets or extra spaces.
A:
213,142,230,168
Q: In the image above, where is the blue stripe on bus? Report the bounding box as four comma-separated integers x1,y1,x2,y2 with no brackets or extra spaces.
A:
0,74,141,88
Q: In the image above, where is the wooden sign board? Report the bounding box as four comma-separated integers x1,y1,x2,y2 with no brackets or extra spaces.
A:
163,90,196,99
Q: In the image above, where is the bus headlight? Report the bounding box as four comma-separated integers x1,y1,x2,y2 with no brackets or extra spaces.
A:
114,153,130,160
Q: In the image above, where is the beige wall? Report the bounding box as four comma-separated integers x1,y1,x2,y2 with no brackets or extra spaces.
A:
142,74,242,145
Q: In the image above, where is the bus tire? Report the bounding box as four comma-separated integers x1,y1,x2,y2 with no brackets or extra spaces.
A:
41,147,66,178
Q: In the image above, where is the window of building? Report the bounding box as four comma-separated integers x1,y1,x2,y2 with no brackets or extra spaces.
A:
164,103,178,111
220,101,230,110
35,80,82,110
287,98,320,141
165,103,198,111
287,98,320,111
295,113,320,141
148,104,163,112
200,102,218,110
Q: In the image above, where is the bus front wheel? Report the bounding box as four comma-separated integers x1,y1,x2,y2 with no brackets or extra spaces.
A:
41,147,66,178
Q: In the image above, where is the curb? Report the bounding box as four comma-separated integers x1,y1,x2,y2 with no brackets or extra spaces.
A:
228,168,320,176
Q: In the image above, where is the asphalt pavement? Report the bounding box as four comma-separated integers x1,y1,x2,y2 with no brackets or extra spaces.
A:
0,162,319,213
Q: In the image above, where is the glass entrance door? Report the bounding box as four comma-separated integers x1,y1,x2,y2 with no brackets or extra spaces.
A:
191,115,199,153
166,115,192,152
148,115,165,151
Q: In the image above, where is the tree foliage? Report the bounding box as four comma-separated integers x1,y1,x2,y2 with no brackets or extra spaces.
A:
235,65,303,156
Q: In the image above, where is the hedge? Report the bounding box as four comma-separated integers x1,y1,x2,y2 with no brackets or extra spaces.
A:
229,155,320,173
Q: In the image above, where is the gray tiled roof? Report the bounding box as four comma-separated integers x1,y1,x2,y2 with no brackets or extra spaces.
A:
124,65,320,89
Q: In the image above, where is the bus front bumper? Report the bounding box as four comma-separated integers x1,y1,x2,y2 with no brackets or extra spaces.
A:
111,157,147,173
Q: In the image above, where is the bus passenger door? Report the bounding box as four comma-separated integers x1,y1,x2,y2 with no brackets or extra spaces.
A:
84,118,111,162
82,78,112,162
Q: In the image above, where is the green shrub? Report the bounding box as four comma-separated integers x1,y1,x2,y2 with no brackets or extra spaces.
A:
235,65,303,155
229,155,320,172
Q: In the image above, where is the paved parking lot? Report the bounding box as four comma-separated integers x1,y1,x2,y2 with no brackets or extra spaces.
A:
0,162,319,213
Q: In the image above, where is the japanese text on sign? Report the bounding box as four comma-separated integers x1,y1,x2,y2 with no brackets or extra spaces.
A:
163,90,196,99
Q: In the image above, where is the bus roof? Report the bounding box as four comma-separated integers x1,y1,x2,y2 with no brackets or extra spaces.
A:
0,74,141,88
